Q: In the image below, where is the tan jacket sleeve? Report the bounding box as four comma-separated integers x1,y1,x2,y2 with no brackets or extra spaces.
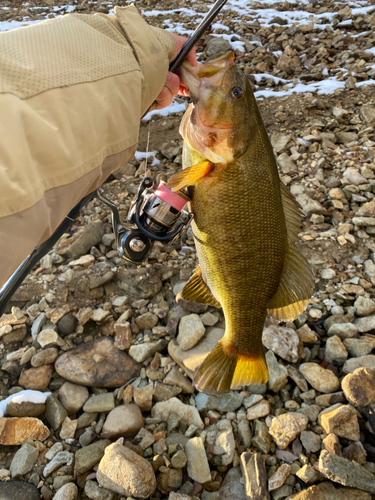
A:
0,5,176,285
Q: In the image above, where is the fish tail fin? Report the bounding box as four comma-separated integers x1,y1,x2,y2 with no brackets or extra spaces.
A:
193,341,268,394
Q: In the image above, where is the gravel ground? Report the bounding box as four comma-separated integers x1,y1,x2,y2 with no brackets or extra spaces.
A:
2,0,375,499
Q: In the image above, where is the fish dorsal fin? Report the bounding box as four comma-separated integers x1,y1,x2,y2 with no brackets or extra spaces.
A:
166,161,213,192
181,266,221,307
267,182,314,321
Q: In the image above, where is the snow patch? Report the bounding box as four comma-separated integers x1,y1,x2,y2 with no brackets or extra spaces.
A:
0,390,51,417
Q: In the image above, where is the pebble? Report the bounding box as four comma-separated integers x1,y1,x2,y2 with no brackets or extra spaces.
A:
37,329,64,348
57,313,78,335
128,339,167,363
268,463,291,491
266,350,288,392
262,325,300,363
269,413,308,449
354,296,375,317
10,443,39,479
58,382,89,415
0,481,40,500
319,450,375,492
163,366,194,393
44,394,68,430
177,313,206,351
204,419,235,467
195,391,243,412
343,338,374,357
300,430,321,453
30,347,58,367
0,416,49,445
6,401,45,418
55,337,142,387
341,367,375,406
135,312,159,330
52,483,78,500
299,363,340,393
325,336,348,364
18,364,54,391
134,384,153,412
343,354,375,374
74,440,111,477
353,314,375,333
319,404,360,441
296,464,321,485
327,323,359,339
43,450,74,477
246,399,271,420
97,441,157,498
240,452,269,500
185,436,212,484
217,466,246,500
83,393,115,413
101,404,144,440
84,480,115,500
152,397,204,430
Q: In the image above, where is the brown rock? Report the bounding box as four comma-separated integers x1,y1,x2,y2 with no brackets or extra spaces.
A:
114,322,131,350
289,481,371,499
6,401,45,418
341,367,375,407
31,348,59,367
269,413,308,449
0,417,49,445
240,452,270,500
322,433,342,456
97,442,156,498
319,404,360,441
18,364,54,391
134,384,153,412
101,404,144,440
55,337,142,387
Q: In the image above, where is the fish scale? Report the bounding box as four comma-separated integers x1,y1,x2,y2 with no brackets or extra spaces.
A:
167,51,313,393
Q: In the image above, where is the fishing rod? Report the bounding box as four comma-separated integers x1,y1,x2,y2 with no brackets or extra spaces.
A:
0,0,229,316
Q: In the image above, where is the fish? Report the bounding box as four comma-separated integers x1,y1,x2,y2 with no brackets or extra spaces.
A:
167,51,313,394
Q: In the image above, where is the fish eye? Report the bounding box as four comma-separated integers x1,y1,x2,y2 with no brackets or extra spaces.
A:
231,87,244,100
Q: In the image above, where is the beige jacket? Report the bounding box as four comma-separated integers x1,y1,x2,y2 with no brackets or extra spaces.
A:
0,5,176,285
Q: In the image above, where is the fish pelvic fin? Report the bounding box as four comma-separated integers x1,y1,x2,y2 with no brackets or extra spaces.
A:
181,266,221,307
267,182,314,321
166,161,213,191
193,341,268,394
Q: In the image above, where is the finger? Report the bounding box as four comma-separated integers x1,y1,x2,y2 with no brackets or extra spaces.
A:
155,86,174,110
164,72,180,95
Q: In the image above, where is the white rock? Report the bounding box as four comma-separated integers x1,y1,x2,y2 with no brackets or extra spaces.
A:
177,314,205,351
185,437,211,483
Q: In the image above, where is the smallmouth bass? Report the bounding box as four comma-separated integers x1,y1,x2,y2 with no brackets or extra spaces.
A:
167,52,313,394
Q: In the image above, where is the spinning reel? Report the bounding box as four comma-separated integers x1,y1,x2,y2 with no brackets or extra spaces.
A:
96,177,194,266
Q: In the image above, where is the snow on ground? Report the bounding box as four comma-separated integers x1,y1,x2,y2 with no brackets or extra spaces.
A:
0,390,51,417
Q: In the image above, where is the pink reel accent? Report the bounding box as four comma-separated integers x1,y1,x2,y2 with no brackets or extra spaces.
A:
154,183,187,212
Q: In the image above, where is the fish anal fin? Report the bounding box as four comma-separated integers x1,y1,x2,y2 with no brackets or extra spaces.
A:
166,161,213,192
267,181,314,321
181,266,220,308
193,341,268,394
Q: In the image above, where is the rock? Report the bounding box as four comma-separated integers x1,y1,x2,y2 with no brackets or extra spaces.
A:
102,404,144,440
176,314,206,351
277,153,296,174
195,392,243,412
134,384,153,412
201,312,219,326
360,104,375,126
114,321,131,350
58,220,105,260
168,327,225,379
10,442,39,478
343,441,367,466
175,293,208,313
354,313,375,332
45,442,63,460
327,323,358,339
268,463,290,491
286,365,308,392
18,364,54,391
271,133,292,153
269,413,308,449
0,417,49,445
319,450,375,492
57,313,77,336
43,451,74,477
315,392,346,407
319,404,360,441
31,347,58,367
296,194,324,217
296,464,321,484
343,167,367,185
344,338,374,357
325,336,348,364
270,481,370,499
297,404,320,423
262,325,300,363
60,416,78,439
97,441,156,498
6,401,45,417
76,412,98,430
204,419,235,467
240,452,270,500
74,439,111,476
58,382,89,415
37,329,64,348
354,296,375,317
300,430,321,453
117,268,162,299
299,363,340,393
171,450,187,469
0,481,40,500
135,312,158,330
343,355,375,374
246,400,270,420
31,312,47,341
151,397,204,430
44,395,68,430
128,339,167,363
55,337,142,387
323,433,342,457
296,324,317,343
163,367,194,393
252,420,271,454
53,483,78,500
337,132,358,145
266,350,288,392
185,436,211,484
205,36,232,58
84,480,115,500
217,466,246,500
341,367,375,406
83,393,115,413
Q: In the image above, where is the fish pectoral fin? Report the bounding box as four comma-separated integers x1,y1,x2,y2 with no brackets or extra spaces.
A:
267,181,314,321
166,161,214,191
267,244,313,321
194,342,268,394
181,266,221,307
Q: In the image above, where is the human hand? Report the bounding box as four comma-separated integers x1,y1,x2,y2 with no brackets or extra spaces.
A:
155,33,197,110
